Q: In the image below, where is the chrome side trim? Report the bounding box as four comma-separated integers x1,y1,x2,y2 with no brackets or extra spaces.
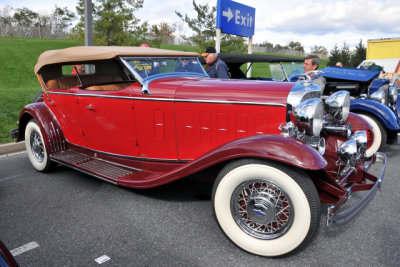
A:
47,91,286,107
66,142,191,163
327,152,387,227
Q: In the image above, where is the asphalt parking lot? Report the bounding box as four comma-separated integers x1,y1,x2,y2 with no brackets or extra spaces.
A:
0,145,399,266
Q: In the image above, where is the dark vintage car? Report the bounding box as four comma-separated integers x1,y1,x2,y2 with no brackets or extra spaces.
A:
219,53,400,157
11,46,386,257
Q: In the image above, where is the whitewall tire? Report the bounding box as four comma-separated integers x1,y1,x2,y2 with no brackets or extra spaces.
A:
358,114,386,157
212,159,320,257
25,119,55,172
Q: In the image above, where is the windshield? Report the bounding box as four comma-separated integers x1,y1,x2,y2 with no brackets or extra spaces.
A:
121,56,207,79
281,62,304,78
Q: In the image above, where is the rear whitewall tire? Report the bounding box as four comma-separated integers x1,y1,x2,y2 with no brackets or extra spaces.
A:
25,120,54,172
212,159,320,257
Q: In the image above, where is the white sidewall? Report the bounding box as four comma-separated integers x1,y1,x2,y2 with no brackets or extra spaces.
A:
25,121,48,171
359,114,382,157
214,164,311,257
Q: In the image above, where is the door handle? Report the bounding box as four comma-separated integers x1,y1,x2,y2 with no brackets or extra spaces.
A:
86,104,95,111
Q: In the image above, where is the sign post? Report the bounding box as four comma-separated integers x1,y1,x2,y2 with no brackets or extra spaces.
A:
216,0,255,76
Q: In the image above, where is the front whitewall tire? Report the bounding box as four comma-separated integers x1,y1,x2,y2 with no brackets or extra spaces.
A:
212,159,320,257
358,114,386,157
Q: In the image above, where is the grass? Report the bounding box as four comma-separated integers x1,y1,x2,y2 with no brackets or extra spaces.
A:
0,37,83,143
0,37,327,144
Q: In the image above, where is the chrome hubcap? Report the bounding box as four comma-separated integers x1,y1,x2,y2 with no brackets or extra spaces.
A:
30,130,44,163
231,179,293,240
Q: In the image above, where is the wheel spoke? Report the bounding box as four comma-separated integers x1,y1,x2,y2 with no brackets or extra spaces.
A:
231,179,294,240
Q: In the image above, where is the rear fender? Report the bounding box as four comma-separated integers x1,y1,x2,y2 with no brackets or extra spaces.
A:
350,99,400,131
17,103,66,154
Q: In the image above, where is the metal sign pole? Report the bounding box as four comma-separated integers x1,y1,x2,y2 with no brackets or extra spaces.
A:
84,0,93,47
247,36,253,78
216,28,222,53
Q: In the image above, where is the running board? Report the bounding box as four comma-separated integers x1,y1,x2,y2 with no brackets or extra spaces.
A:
51,150,139,183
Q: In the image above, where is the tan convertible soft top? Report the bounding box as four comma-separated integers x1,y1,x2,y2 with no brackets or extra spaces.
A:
35,46,199,73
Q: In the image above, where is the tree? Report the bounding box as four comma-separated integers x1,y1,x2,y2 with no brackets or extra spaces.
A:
340,42,351,67
51,6,76,35
13,7,38,27
73,0,151,46
328,44,341,66
257,41,273,49
175,0,246,53
350,39,366,67
311,45,328,56
287,41,304,52
151,22,176,44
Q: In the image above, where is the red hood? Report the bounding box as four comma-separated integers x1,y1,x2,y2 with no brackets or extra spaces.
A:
148,76,294,106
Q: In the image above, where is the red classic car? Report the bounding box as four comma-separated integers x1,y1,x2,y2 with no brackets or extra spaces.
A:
11,46,386,257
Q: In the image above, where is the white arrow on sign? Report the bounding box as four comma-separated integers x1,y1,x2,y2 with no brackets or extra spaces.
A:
222,8,233,22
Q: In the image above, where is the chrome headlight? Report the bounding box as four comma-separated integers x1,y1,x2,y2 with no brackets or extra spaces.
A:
370,89,386,105
388,86,398,104
293,98,324,137
337,139,358,166
351,130,367,156
324,90,350,123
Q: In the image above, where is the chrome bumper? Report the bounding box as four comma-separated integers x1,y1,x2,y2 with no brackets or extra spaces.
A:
327,152,387,227
396,132,400,144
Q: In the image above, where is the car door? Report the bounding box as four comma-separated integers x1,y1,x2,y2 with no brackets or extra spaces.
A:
76,86,140,157
131,80,178,160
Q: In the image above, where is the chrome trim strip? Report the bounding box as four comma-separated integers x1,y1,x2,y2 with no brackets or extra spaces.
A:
47,91,286,107
66,142,191,164
327,152,387,227
48,91,134,100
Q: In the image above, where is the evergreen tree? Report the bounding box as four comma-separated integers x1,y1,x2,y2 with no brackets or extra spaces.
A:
328,44,341,66
350,39,366,67
340,42,351,67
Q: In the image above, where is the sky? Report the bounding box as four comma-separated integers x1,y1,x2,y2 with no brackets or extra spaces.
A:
1,0,400,52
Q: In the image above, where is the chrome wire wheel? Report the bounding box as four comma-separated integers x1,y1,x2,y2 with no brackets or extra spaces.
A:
30,130,45,163
25,119,55,172
231,179,293,240
212,159,320,257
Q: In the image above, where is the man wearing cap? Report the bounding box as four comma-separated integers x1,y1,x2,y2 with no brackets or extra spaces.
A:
202,46,230,79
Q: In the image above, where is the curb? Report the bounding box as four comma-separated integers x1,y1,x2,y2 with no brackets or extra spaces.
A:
0,142,26,155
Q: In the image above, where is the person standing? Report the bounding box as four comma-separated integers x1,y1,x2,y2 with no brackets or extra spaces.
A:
201,47,230,79
303,54,326,92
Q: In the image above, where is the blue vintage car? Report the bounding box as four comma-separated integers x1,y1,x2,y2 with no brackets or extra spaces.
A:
321,66,400,156
216,53,400,157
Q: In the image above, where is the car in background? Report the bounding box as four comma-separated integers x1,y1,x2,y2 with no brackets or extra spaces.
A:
11,46,386,257
320,67,400,156
0,240,18,267
218,53,400,157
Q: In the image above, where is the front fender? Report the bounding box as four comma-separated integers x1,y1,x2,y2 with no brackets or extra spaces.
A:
17,103,66,154
119,135,327,188
350,99,400,131
346,112,371,131
203,135,327,170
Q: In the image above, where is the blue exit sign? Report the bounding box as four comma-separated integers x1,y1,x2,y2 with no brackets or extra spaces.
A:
216,0,255,37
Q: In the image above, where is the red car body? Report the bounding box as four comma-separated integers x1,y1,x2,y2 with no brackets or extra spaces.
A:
12,46,386,257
